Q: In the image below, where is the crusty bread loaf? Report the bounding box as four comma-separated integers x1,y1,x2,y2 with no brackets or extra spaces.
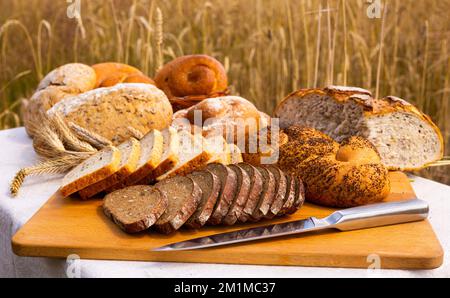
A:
60,146,121,197
103,185,168,233
78,138,141,199
278,126,390,207
47,83,173,145
274,86,444,170
92,62,155,87
24,63,97,136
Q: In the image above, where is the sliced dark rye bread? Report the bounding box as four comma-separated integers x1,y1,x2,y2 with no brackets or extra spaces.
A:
264,165,288,219
236,163,263,223
277,174,296,216
249,166,276,221
103,185,168,233
153,176,202,234
286,176,306,214
222,164,251,225
205,163,238,225
184,171,221,228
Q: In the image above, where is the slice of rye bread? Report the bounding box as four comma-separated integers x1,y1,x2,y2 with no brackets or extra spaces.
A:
263,165,288,219
205,163,238,225
222,164,251,225
236,163,263,223
103,185,168,233
156,131,213,181
60,146,121,197
107,129,164,190
286,176,306,214
78,138,141,199
138,127,180,184
277,174,297,216
184,170,221,228
249,166,276,221
154,176,202,234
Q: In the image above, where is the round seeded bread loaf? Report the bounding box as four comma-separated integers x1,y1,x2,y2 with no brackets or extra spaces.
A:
47,83,173,145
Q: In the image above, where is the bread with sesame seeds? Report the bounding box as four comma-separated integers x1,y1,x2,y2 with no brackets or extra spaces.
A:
278,126,390,208
274,86,444,170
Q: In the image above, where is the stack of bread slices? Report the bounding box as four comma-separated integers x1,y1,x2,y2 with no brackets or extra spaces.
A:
60,127,244,200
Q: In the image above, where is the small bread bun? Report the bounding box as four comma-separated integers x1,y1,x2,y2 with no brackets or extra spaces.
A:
92,62,155,87
155,55,228,110
278,126,390,207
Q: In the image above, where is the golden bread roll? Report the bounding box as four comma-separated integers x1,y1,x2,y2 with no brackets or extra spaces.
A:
92,62,155,87
278,126,390,207
155,55,228,111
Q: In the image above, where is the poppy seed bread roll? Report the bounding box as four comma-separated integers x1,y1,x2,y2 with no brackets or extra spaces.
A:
278,126,390,208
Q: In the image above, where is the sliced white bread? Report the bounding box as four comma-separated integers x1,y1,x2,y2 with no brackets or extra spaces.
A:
60,146,121,197
228,143,243,164
156,131,213,181
204,134,231,165
138,127,180,184
78,138,141,199
107,129,163,190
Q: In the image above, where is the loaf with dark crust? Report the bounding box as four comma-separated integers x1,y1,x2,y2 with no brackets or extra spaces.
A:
205,163,238,225
236,163,263,223
278,126,390,207
154,176,202,234
103,185,168,233
185,171,220,228
222,164,251,225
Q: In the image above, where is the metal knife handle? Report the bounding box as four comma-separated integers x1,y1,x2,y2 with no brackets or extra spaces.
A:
326,199,429,231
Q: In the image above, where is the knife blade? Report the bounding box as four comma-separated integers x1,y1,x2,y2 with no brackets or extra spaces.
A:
153,199,429,251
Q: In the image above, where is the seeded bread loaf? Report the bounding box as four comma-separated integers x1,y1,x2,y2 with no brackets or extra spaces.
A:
47,83,173,145
60,146,121,197
185,171,221,228
205,163,238,225
278,126,390,207
78,138,141,199
103,185,168,233
274,86,444,170
154,176,202,234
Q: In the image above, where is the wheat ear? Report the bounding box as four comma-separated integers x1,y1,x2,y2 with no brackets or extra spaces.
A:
68,122,112,149
49,112,97,152
10,154,90,196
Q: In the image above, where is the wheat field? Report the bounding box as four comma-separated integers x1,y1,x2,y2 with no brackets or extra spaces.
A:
0,0,449,184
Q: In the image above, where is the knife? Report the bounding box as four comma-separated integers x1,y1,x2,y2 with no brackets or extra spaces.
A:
153,199,429,251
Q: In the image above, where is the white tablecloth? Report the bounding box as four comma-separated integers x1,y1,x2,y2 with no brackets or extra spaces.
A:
0,127,449,278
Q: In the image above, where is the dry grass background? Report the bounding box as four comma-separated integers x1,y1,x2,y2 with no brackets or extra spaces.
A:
0,0,449,184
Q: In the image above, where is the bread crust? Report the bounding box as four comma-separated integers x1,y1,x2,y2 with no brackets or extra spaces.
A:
185,171,221,228
222,164,251,225
92,62,155,88
237,163,263,223
78,138,141,199
206,163,238,225
274,86,444,170
60,146,121,197
103,186,168,233
277,174,296,216
264,165,288,218
250,166,276,221
154,176,202,234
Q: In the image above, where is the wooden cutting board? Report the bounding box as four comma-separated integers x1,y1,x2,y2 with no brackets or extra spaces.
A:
12,172,443,269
